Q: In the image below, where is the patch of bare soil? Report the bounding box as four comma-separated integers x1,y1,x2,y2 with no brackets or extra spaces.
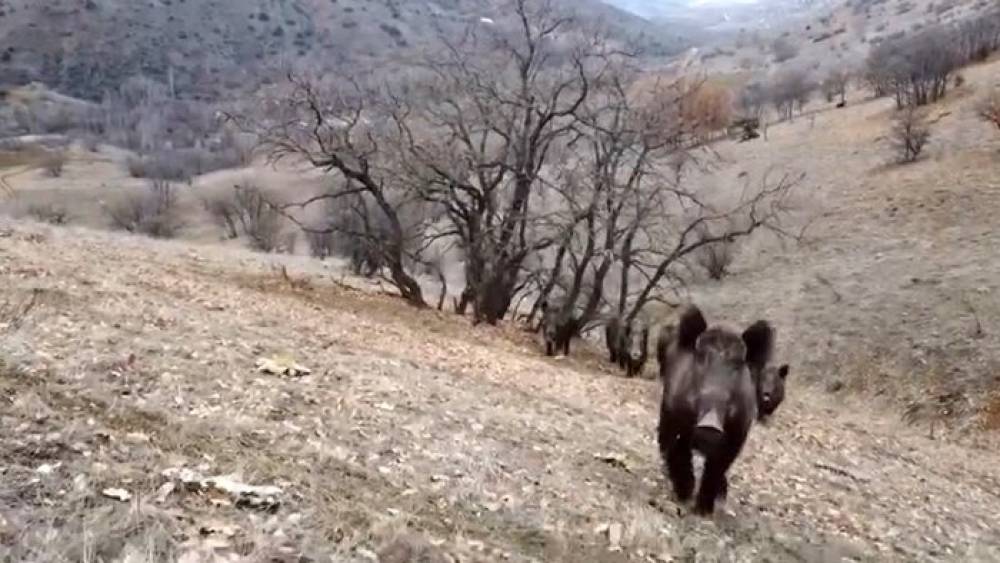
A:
2,220,1000,562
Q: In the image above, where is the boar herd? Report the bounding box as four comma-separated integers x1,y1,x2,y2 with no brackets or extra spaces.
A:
539,301,790,516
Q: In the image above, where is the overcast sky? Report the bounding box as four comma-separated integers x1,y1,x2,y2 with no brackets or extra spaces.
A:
688,0,761,6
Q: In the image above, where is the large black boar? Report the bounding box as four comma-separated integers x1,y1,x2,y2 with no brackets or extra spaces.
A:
656,305,774,515
540,300,580,357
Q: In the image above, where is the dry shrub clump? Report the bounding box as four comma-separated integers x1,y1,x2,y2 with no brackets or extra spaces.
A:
890,107,931,163
104,180,184,238
40,151,67,178
979,88,1000,131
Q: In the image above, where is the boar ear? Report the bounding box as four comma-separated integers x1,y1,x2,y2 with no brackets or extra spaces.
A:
778,364,790,379
741,320,774,372
676,306,708,351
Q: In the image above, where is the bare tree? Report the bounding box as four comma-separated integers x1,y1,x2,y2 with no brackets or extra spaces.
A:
771,37,799,63
769,70,813,121
230,76,432,307
954,11,1000,63
390,0,605,324
822,68,851,105
737,81,768,123
226,0,798,328
526,69,796,334
889,107,931,163
867,28,961,109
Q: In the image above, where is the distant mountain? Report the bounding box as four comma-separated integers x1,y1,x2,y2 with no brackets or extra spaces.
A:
602,0,692,20
0,0,692,102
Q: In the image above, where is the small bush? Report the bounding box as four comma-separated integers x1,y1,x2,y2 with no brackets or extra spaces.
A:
696,239,736,280
126,147,244,183
203,184,286,251
305,229,336,259
105,180,184,238
979,89,1000,131
202,193,240,240
890,107,931,163
41,151,67,178
233,184,283,252
771,37,799,62
26,203,69,225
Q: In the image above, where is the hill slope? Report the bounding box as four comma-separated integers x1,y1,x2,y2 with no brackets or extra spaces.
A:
0,0,688,102
2,217,1000,561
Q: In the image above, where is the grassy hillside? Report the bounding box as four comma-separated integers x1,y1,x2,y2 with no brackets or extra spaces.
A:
688,0,995,75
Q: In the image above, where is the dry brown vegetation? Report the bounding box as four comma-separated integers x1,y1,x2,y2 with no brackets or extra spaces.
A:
980,87,1000,130
2,215,1000,561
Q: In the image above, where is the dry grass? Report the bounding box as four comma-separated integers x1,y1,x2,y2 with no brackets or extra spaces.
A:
2,218,1000,561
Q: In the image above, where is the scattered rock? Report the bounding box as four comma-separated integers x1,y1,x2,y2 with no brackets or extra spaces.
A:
102,487,132,502
608,522,624,551
36,462,61,475
154,481,176,503
162,467,283,511
255,355,311,377
124,432,151,444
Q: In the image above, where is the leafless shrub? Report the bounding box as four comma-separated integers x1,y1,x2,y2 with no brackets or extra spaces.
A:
737,82,768,123
40,151,67,178
12,103,80,135
202,183,287,251
822,68,852,104
105,179,184,238
769,69,815,120
126,147,241,182
979,88,1000,131
201,192,240,240
954,11,1000,62
305,229,336,259
26,203,69,225
771,37,800,62
696,238,737,280
889,107,931,163
0,138,26,152
232,183,283,252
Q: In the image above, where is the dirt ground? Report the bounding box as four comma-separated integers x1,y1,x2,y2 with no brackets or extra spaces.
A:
2,218,1000,562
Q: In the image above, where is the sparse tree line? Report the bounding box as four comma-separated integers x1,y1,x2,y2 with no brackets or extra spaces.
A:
864,13,1000,104
224,0,795,353
863,8,1000,163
